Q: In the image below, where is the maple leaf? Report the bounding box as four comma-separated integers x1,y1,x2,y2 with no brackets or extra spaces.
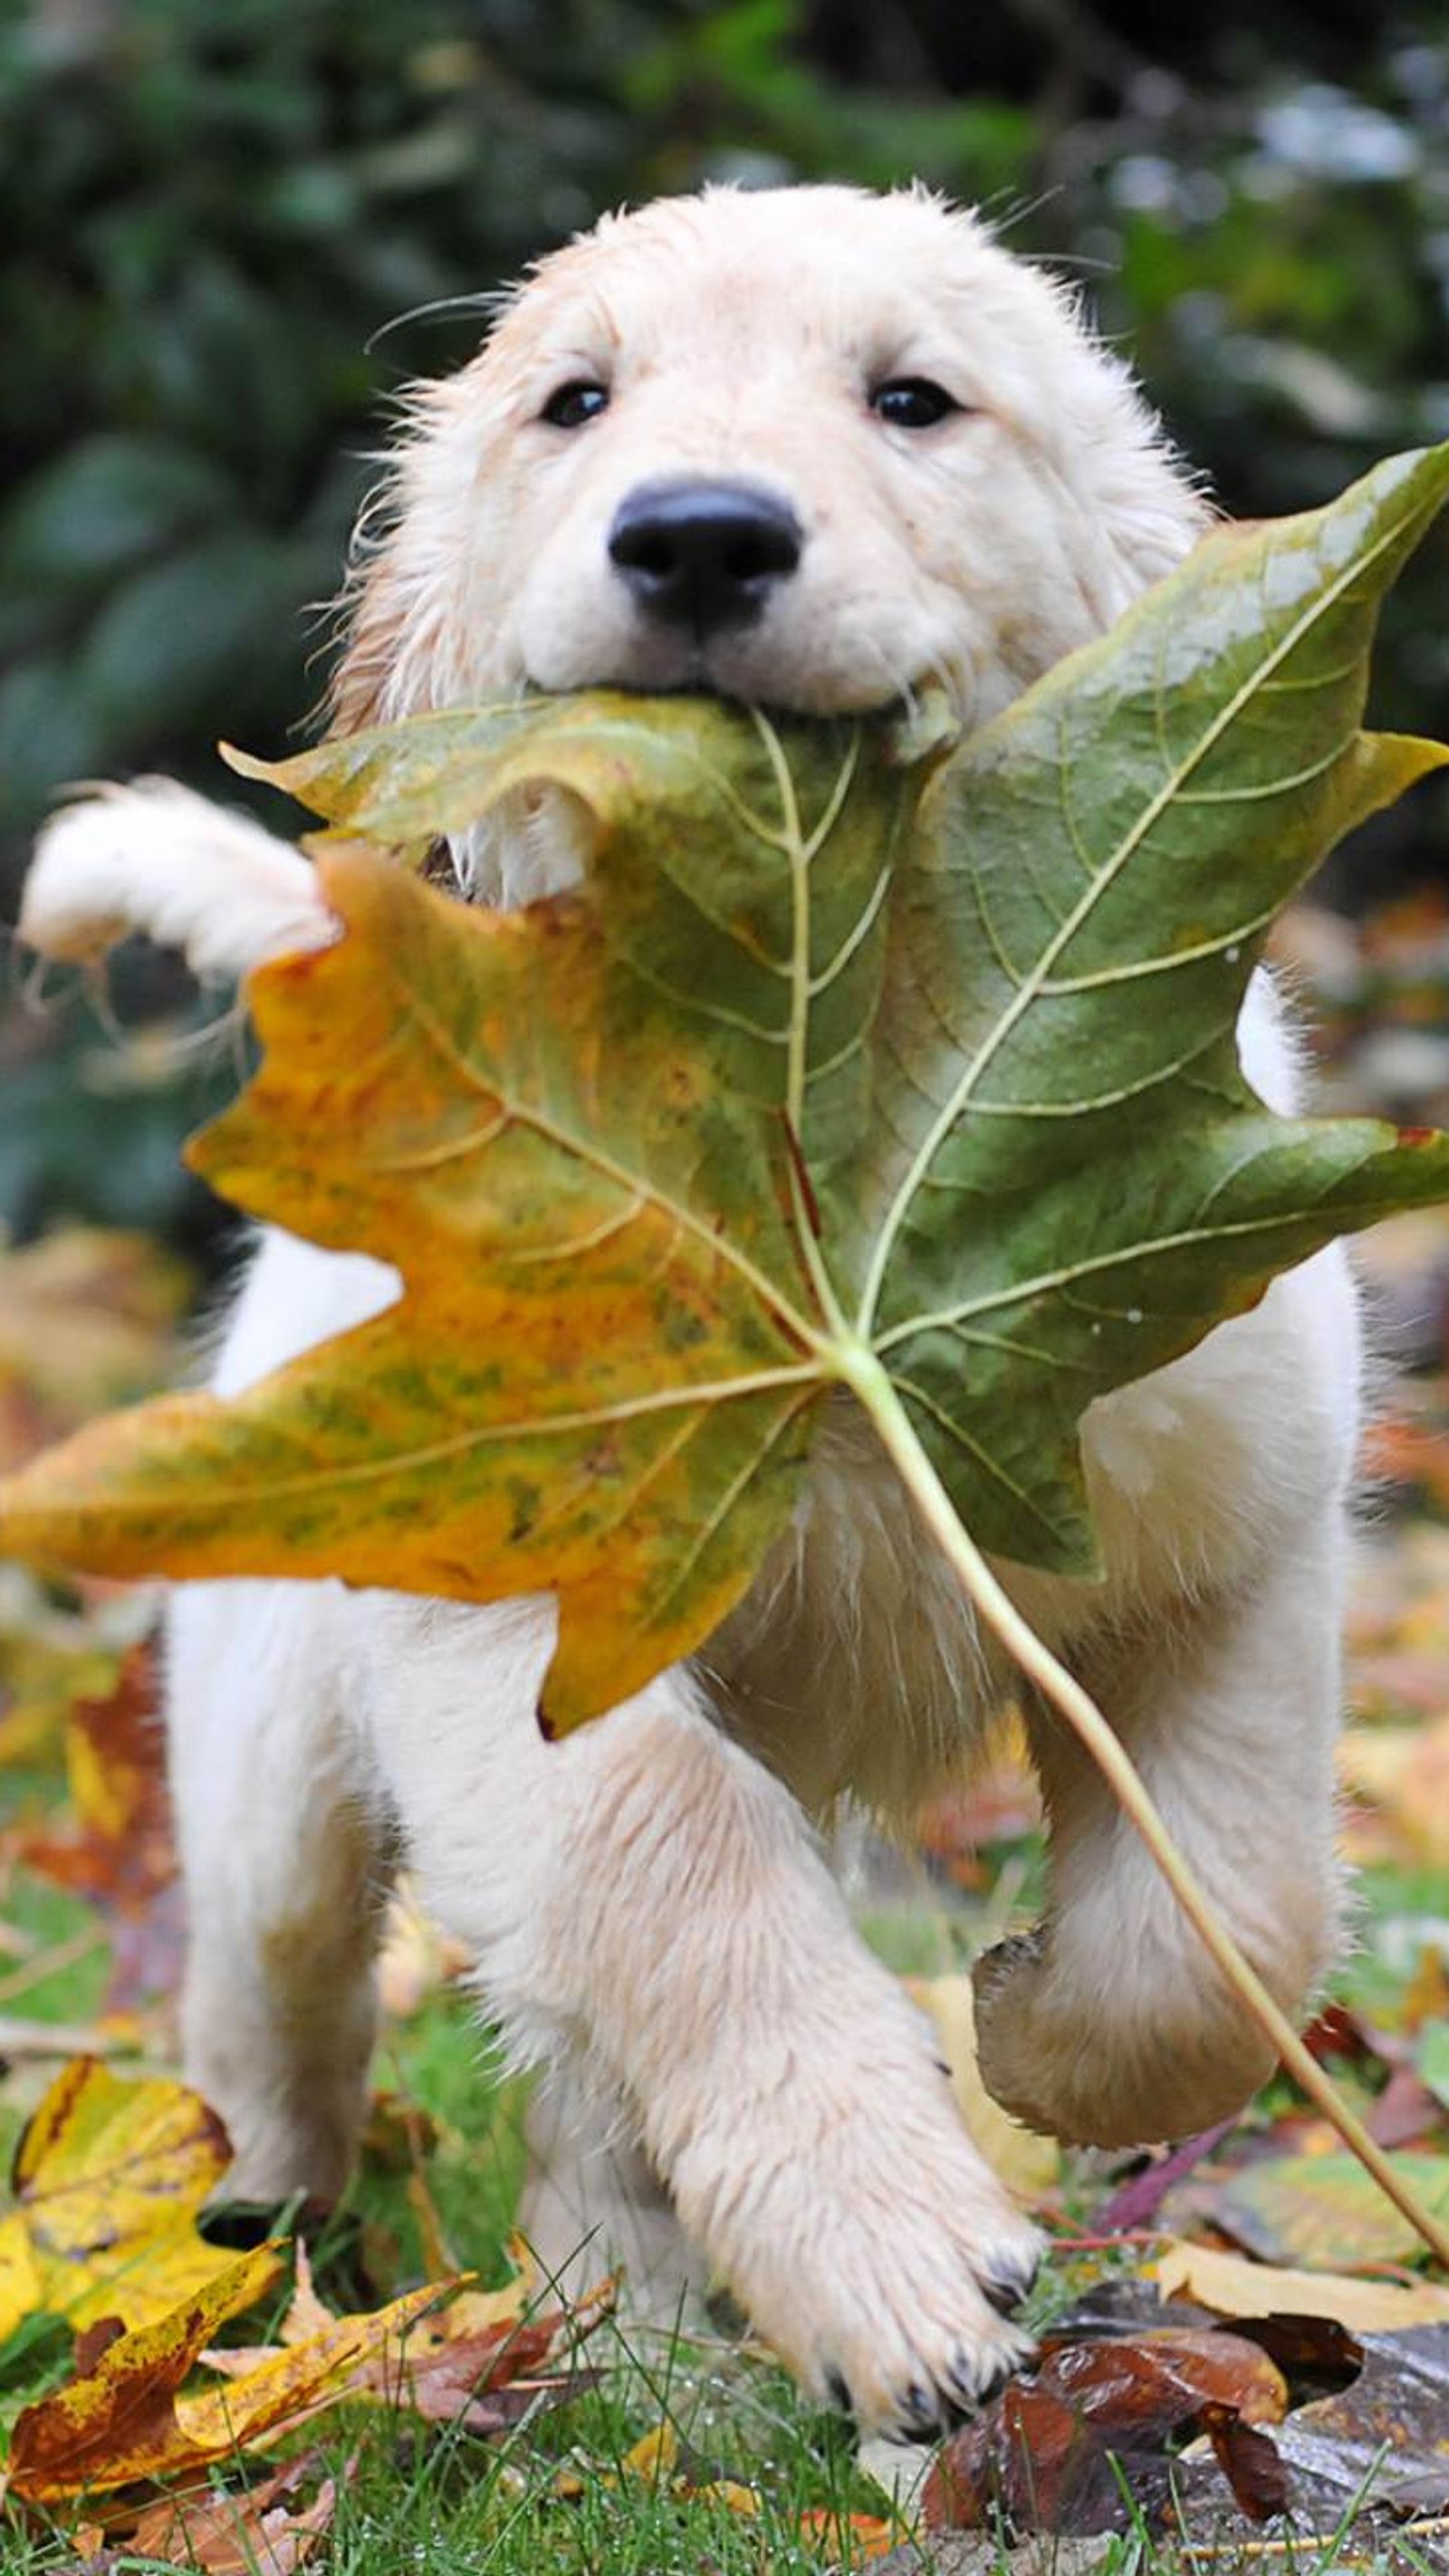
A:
113,2450,347,2575
0,2060,248,2345
6,2235,607,2502
6,2244,430,2501
3,447,1449,1728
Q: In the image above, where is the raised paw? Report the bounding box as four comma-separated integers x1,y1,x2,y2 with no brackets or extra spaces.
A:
972,1928,1277,2149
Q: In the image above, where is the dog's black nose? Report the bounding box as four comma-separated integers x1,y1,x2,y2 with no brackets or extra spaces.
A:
609,479,802,638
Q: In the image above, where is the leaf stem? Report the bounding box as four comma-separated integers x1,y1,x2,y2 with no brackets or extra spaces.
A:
845,1346,1449,2273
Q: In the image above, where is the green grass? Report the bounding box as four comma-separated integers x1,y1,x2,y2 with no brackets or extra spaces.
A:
0,1772,1444,2572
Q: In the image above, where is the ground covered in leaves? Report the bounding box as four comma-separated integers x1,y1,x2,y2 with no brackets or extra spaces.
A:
1,896,1449,2572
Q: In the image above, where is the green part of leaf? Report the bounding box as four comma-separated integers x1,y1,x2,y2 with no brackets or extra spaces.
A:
822,444,1449,1565
5,447,1449,1724
228,445,1449,1581
1214,2148,1449,2272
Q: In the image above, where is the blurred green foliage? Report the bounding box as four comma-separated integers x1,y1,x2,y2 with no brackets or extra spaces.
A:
0,0,1446,1242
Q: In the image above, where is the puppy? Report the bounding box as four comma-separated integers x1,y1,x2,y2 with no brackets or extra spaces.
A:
21,185,1359,2438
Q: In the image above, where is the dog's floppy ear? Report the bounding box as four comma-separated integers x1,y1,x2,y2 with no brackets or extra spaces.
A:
327,370,486,735
329,553,408,735
1070,361,1213,631
1084,456,1212,629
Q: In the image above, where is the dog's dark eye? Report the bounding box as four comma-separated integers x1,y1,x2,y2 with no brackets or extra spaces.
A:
541,380,609,429
871,378,961,430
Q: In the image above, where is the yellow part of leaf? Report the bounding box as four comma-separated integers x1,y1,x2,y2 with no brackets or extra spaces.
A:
0,2058,239,2341
1339,1714,1449,1864
8,2241,286,2500
0,846,825,1729
1213,2148,1449,2271
797,2508,898,2560
176,2276,454,2454
1153,2238,1449,2334
691,2478,762,2515
906,1975,1060,2201
8,2249,447,2500
619,2420,679,2485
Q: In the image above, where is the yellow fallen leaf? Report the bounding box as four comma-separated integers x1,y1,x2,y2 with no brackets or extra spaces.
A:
0,2057,241,2342
619,2420,678,2484
1153,2238,1449,2333
692,2478,762,2515
798,2507,898,2559
907,1975,1060,2200
8,2245,444,2500
1339,1715,1449,1865
0,1225,187,1472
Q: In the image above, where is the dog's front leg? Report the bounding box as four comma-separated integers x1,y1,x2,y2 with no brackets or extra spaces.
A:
366,1596,1039,2438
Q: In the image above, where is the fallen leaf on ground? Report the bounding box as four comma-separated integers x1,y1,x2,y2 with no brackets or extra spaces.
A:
1093,2121,1237,2235
797,2506,897,2558
16,1646,182,2008
1154,2238,1449,2332
0,1228,187,1475
6,2245,458,2500
1208,2148,1449,2270
7,454,1449,1732
1339,1716,1449,1866
203,2247,609,2439
0,2057,242,2344
1274,2322,1449,2519
923,2326,1291,2537
907,1976,1059,2199
123,2449,348,2572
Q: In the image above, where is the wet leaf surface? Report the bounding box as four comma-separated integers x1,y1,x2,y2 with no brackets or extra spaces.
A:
922,2324,1293,2537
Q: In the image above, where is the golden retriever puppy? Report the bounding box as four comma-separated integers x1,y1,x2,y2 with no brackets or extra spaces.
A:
21,186,1359,2439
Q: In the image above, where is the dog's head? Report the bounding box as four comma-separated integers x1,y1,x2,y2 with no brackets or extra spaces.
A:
335,183,1205,746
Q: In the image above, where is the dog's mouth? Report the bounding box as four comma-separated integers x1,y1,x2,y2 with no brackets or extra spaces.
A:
524,664,922,726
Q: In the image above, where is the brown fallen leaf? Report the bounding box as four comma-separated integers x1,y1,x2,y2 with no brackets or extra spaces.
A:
204,2245,610,2442
923,2327,1290,2538
1153,2239,1449,2333
16,1646,182,2008
7,2244,444,2500
0,2058,242,2344
124,2449,350,2573
1198,2401,1293,2522
1275,2323,1449,2521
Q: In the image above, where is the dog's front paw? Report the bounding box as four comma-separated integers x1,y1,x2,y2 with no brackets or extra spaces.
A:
671,2084,1041,2439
